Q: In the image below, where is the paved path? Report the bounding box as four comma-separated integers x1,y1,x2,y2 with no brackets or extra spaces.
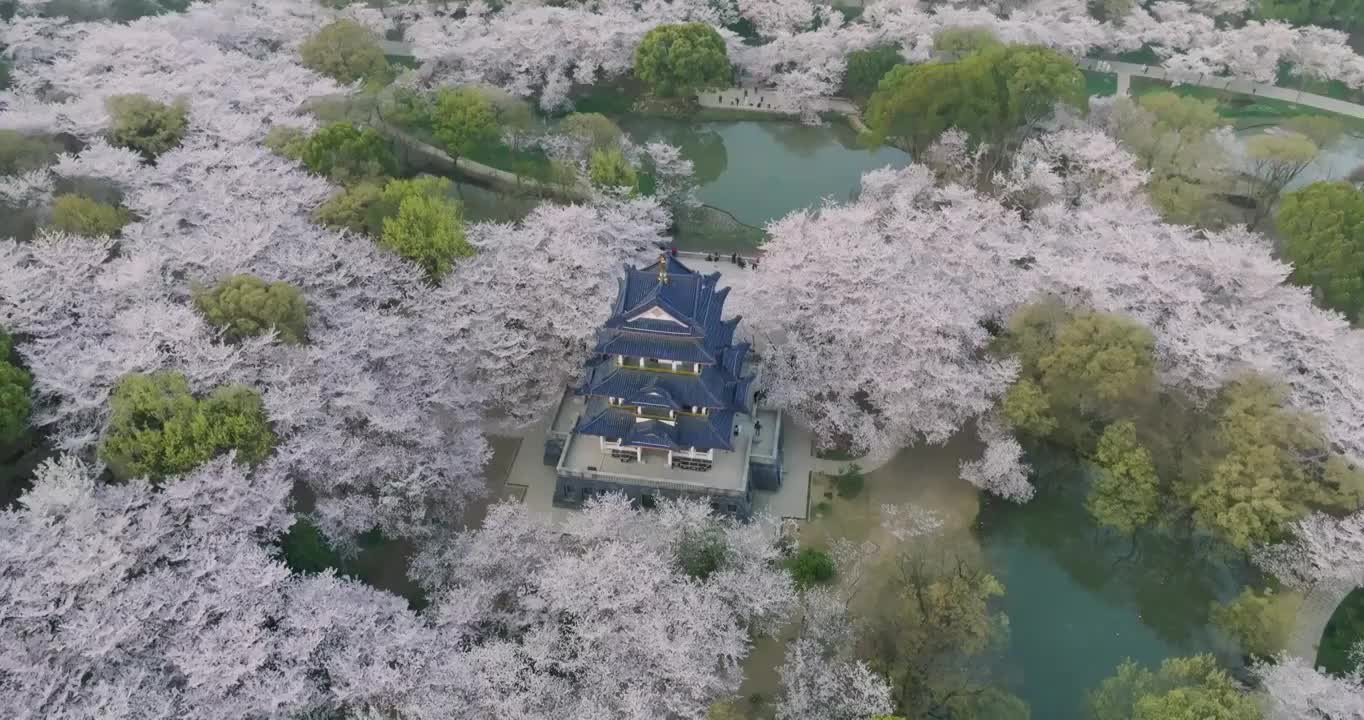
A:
1077,58,1364,120
696,88,860,117
305,92,591,201
1287,579,1359,662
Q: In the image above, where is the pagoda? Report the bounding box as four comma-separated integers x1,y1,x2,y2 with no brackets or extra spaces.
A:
548,254,781,517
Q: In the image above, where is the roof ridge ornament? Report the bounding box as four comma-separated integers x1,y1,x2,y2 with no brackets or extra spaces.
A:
657,253,668,285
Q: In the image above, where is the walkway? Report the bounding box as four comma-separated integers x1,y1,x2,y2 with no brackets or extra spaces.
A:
1077,58,1364,120
303,93,591,202
1287,579,1359,662
696,88,860,117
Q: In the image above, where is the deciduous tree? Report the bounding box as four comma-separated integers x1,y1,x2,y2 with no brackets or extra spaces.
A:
298,121,396,185
1088,420,1161,534
298,19,389,85
588,146,638,192
192,274,308,345
841,44,902,102
430,86,498,162
866,44,1085,156
1277,180,1364,322
99,371,276,483
1191,374,1361,549
0,328,31,446
105,94,188,159
1087,655,1260,720
1210,587,1300,660
378,184,471,282
634,23,732,97
47,192,130,237
1245,131,1320,230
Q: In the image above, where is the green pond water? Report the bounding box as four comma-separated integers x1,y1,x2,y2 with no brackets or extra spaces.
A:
976,455,1244,719
786,438,1243,720
620,118,910,250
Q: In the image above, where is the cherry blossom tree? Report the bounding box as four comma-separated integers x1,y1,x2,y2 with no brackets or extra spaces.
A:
0,453,399,719
734,163,1027,460
747,124,1364,500
776,589,893,720
432,198,668,427
1255,510,1364,589
960,417,1035,502
1254,654,1364,720
409,495,797,720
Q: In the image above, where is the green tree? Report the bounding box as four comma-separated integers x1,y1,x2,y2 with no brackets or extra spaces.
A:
0,130,62,175
0,328,32,446
473,85,534,142
786,547,836,588
1190,374,1362,548
299,122,396,185
1110,93,1231,227
313,180,383,234
1277,181,1364,322
263,125,309,161
862,549,1024,719
192,274,308,345
378,181,471,282
1245,131,1320,230
932,26,1001,57
842,45,904,102
559,112,624,149
1001,377,1058,438
1087,655,1260,720
105,94,188,159
1087,420,1160,533
866,44,1085,156
588,146,638,192
99,371,276,483
47,193,131,237
633,23,732,97
431,86,498,161
999,300,1156,447
1210,586,1301,660
299,19,390,85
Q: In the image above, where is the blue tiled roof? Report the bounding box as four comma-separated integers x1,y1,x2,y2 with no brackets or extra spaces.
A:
580,360,731,409
593,330,716,365
575,398,735,451
607,256,727,338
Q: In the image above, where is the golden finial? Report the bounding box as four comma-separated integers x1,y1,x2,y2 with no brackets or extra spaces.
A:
657,253,668,285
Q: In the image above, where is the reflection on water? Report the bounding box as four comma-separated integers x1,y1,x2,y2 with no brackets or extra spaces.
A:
977,451,1245,720
620,118,910,246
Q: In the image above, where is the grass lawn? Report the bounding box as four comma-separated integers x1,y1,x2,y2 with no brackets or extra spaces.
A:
1130,76,1364,132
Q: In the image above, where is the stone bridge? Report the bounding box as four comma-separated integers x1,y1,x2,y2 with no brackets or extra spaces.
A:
1287,579,1359,663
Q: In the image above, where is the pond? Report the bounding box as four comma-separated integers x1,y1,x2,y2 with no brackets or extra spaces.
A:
779,438,1242,720
620,117,910,251
977,453,1244,720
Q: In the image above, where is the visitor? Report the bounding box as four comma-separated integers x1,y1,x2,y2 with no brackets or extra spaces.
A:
754,420,762,434
737,257,746,268
670,246,678,257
